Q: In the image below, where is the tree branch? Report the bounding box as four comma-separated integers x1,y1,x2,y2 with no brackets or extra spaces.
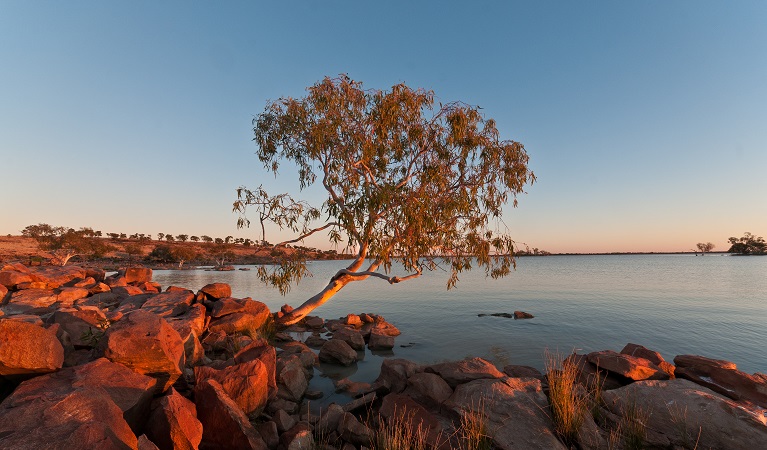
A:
334,267,422,284
273,222,340,247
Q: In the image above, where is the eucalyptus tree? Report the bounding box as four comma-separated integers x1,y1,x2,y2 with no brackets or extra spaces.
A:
234,76,535,325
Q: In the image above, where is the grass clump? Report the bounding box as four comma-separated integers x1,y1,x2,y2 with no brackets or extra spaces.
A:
545,351,588,446
370,408,435,450
457,400,493,450
620,394,650,450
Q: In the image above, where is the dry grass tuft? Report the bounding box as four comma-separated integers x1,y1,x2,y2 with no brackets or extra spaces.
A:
457,398,493,450
545,350,588,446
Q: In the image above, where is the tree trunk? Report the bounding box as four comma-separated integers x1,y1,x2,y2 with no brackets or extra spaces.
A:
277,275,352,326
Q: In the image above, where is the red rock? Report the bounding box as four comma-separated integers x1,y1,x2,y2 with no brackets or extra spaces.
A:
138,281,161,293
208,306,270,335
144,388,203,450
344,313,362,327
319,339,358,366
124,267,153,284
7,288,59,312
332,327,365,350
194,379,268,450
565,353,627,390
0,320,63,376
0,284,7,300
0,268,33,288
234,341,277,398
87,282,111,294
2,314,44,326
194,359,270,417
675,364,767,408
280,304,294,314
368,328,395,350
304,315,324,329
275,355,308,402
100,310,184,393
73,277,96,288
279,422,314,449
426,357,504,388
674,354,738,370
138,434,161,450
587,350,669,381
78,291,120,309
56,287,90,305
445,377,565,449
84,267,106,283
372,358,420,394
602,379,767,449
105,274,128,288
200,282,232,299
112,285,145,297
404,372,453,407
502,364,544,380
16,281,49,290
52,307,108,347
338,412,373,447
141,290,194,317
210,297,247,318
379,394,443,448
0,386,138,449
0,358,156,435
27,265,86,288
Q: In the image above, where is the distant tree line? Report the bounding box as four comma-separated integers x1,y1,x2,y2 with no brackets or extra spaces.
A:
728,232,766,255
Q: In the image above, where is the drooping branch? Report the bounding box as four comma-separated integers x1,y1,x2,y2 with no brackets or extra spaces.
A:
273,222,340,247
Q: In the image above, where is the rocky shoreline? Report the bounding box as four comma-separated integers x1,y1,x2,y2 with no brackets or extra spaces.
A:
0,263,765,449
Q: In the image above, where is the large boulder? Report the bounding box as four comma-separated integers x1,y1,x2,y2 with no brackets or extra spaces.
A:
140,290,195,317
276,354,308,402
331,327,365,350
52,307,108,347
27,265,87,288
620,343,675,377
587,350,669,381
6,288,59,313
55,287,90,306
674,354,738,370
123,267,153,284
100,310,184,393
602,379,767,449
368,328,395,350
673,358,767,408
445,377,566,450
194,379,268,450
194,359,269,417
0,267,33,289
319,339,358,366
200,282,232,300
0,358,156,447
372,358,420,394
379,394,444,448
404,372,453,407
425,357,504,388
208,300,270,335
234,341,277,398
144,388,203,450
0,320,63,376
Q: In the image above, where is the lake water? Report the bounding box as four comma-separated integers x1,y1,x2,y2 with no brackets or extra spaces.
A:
153,254,766,405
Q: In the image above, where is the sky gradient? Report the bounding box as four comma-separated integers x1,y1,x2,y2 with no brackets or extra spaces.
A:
1,1,765,253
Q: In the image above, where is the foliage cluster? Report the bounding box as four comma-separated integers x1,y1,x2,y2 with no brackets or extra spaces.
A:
727,232,766,255
21,223,115,265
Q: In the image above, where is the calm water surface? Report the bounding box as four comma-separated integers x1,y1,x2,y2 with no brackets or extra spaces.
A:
154,254,766,405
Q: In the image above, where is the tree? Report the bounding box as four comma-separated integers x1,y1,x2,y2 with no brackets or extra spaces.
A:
146,244,175,263
190,236,200,242
165,234,175,242
728,232,766,255
224,236,234,244
234,76,534,325
157,233,165,241
696,242,715,255
214,238,224,244
22,223,114,265
176,234,189,242
172,246,198,268
107,233,120,240
124,242,144,261
201,235,213,243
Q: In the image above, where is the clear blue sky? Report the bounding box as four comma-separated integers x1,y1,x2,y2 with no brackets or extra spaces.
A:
1,1,765,253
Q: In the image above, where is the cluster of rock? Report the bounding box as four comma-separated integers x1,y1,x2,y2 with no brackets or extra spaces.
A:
1,262,766,449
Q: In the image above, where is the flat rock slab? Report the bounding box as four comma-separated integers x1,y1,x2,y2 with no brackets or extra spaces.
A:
426,357,504,388
602,379,767,449
587,350,669,381
445,377,566,450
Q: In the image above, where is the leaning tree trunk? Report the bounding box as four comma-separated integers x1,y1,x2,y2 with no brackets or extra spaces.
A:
277,274,354,326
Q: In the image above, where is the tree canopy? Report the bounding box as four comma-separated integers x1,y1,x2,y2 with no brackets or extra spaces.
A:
234,76,535,325
22,223,114,265
728,232,766,255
